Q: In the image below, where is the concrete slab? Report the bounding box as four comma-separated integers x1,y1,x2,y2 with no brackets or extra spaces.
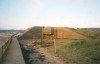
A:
3,37,25,64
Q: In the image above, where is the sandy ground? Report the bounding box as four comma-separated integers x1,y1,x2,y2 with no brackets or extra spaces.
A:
37,47,65,64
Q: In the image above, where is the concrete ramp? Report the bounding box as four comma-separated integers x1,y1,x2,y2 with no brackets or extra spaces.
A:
3,37,25,64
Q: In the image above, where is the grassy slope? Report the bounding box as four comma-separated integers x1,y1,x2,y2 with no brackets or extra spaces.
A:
47,29,100,64
19,27,100,64
19,26,42,39
47,39,100,64
72,29,99,39
57,39,100,64
57,27,86,39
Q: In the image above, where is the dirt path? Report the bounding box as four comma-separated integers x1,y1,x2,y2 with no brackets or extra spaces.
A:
37,47,65,64
3,37,25,64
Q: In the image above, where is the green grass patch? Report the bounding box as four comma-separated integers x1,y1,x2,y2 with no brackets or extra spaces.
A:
74,29,98,39
56,39,100,64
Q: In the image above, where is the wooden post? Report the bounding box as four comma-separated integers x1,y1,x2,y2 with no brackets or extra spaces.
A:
54,38,56,53
56,27,57,39
1,46,3,62
41,26,43,46
54,28,57,53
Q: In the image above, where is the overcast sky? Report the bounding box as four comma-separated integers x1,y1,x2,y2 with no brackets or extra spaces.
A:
0,0,100,30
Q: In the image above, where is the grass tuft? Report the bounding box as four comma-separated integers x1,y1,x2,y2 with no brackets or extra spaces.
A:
56,39,100,64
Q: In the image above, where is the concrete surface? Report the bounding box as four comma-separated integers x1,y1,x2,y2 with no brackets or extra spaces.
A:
2,37,25,64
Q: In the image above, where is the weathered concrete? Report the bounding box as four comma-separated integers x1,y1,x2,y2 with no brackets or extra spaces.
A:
3,37,25,64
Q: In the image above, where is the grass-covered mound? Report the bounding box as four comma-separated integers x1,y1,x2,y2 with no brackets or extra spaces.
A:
73,29,100,39
56,39,100,64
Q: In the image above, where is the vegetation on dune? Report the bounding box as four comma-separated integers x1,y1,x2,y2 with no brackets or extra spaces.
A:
57,27,86,39
19,26,42,39
19,27,100,64
19,26,86,40
96,33,100,39
74,29,99,39
56,39,100,64
0,37,8,44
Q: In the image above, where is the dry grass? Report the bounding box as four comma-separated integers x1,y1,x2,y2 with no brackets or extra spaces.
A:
19,26,100,64
73,29,99,39
57,27,86,39
0,37,8,44
47,39,100,64
19,27,86,40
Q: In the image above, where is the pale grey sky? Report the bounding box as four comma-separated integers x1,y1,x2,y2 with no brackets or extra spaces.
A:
0,1,100,29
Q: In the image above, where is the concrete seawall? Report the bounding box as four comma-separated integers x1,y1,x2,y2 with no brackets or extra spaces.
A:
3,37,25,64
